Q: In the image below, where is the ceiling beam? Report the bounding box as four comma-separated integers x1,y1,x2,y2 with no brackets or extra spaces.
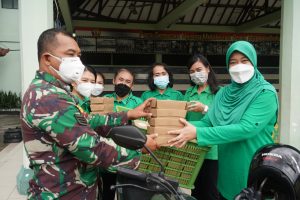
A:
73,20,156,30
57,0,73,33
73,20,280,33
236,9,281,32
155,0,208,30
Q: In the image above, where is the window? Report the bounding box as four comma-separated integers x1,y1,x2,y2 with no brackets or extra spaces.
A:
1,0,18,9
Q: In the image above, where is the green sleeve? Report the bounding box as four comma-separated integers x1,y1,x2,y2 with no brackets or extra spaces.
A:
105,138,142,172
196,90,277,146
88,112,128,130
190,113,212,127
36,97,139,168
141,91,149,101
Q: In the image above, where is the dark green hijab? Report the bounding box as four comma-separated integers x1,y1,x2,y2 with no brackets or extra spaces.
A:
208,41,278,126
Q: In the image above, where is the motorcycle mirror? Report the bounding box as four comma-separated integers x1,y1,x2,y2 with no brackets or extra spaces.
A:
107,125,147,150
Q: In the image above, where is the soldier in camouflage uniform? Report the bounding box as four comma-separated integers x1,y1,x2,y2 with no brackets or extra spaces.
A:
21,28,157,200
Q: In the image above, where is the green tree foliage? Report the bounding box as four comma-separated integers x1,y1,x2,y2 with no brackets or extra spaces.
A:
0,90,21,109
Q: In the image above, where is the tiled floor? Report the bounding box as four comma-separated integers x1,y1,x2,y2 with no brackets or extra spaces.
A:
0,142,26,200
0,114,25,200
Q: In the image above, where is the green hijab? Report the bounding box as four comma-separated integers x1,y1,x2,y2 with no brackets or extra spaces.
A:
208,41,277,126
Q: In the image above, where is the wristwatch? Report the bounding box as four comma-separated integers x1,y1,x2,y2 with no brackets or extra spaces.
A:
202,105,209,114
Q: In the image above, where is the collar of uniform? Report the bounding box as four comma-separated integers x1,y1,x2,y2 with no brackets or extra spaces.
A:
75,95,90,112
153,87,172,97
76,96,89,107
113,92,133,105
36,71,70,91
190,85,211,97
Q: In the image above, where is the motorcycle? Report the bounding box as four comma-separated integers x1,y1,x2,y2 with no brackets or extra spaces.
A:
235,144,300,200
107,125,196,200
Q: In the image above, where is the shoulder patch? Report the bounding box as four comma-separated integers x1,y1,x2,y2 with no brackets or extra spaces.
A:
74,113,88,126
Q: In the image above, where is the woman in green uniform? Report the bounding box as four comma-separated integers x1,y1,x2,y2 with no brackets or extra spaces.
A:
71,65,96,113
168,41,278,200
91,71,105,97
105,68,143,111
184,54,220,200
141,62,183,101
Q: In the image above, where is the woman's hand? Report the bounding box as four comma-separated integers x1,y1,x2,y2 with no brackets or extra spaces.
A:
168,118,197,148
187,101,206,113
127,98,154,120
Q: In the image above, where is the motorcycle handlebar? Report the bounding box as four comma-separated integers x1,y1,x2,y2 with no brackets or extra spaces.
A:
117,167,147,182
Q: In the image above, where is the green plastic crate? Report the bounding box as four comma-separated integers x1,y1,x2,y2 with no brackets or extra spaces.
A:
138,142,209,189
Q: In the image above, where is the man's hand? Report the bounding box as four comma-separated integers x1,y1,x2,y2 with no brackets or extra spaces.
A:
0,48,9,57
142,134,158,153
127,98,154,120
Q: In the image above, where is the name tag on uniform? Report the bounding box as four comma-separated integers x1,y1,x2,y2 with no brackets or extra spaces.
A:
74,113,88,126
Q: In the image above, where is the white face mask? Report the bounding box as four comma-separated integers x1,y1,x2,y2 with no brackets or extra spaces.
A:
48,53,85,84
190,71,208,85
91,84,104,96
154,75,169,89
76,82,95,97
229,63,255,84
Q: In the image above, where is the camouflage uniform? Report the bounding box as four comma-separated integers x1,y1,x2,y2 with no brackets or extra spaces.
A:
21,71,141,200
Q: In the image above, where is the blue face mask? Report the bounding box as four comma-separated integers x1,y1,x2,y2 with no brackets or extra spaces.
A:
154,75,169,89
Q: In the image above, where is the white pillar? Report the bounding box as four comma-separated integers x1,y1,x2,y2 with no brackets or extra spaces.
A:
19,0,53,168
279,0,300,150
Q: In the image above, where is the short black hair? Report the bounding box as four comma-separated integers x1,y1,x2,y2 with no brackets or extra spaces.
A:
85,65,97,82
70,65,96,92
187,53,219,94
113,68,135,82
96,71,105,83
37,28,73,62
147,62,174,91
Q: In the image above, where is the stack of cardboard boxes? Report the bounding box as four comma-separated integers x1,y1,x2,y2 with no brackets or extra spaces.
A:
90,97,114,114
147,99,187,146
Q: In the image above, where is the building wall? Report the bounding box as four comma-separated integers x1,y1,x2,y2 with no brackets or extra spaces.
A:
0,6,21,94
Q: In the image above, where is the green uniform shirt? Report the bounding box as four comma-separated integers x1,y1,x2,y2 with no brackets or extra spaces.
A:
76,96,91,114
192,90,276,199
184,85,217,160
105,92,143,111
141,87,183,101
73,95,142,173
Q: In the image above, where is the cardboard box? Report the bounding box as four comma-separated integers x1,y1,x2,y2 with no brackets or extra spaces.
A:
90,104,114,112
147,126,180,135
151,99,187,110
90,97,114,104
154,134,177,146
151,109,187,118
149,117,183,127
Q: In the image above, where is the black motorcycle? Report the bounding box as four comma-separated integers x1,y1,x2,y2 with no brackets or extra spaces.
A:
108,125,196,200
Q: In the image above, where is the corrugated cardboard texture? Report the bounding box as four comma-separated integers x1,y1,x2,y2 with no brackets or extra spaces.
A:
90,104,114,112
151,109,187,118
90,97,114,104
149,117,183,127
154,134,176,146
147,126,180,135
151,99,187,110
